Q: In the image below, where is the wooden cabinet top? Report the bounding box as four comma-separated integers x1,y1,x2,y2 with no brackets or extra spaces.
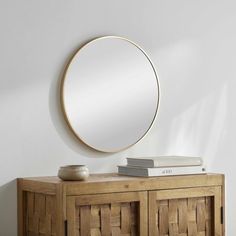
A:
19,173,224,196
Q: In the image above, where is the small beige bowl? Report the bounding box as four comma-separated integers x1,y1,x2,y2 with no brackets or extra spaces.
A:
58,165,89,181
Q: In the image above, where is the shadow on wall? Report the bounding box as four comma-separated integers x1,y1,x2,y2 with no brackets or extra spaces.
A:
0,180,17,236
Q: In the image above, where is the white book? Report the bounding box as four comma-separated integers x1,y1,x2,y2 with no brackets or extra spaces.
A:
127,156,202,168
118,165,206,177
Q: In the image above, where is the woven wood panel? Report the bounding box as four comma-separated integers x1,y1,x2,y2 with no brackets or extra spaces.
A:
154,196,213,236
75,202,139,236
25,192,56,236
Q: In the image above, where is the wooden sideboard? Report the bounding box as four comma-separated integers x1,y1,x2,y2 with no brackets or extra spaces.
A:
18,173,225,236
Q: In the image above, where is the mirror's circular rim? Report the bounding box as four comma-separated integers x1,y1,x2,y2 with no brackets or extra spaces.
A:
60,36,160,153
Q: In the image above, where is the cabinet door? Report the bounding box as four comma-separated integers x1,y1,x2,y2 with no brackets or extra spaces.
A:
149,186,223,236
67,191,147,236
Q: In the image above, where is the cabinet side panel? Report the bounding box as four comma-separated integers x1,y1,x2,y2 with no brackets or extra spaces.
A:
17,179,26,236
23,191,57,236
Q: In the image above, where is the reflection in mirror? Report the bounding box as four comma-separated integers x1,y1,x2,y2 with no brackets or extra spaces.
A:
61,36,160,152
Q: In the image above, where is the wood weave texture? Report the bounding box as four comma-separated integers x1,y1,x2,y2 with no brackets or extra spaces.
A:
155,197,213,236
25,192,56,236
75,202,139,236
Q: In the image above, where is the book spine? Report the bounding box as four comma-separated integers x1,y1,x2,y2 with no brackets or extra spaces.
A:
118,166,206,177
127,160,202,168
148,166,206,176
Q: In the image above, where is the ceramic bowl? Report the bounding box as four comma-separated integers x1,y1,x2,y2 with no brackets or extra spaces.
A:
58,165,89,181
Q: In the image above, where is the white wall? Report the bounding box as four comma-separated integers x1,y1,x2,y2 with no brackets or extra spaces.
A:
0,0,235,235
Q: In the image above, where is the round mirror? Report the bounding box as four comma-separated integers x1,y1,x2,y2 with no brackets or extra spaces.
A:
61,36,160,152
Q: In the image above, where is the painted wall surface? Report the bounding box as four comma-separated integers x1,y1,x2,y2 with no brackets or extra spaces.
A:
0,0,235,235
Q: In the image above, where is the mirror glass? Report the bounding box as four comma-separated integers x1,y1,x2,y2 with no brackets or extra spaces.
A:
61,36,160,152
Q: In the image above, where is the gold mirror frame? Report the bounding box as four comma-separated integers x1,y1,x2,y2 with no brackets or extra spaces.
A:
60,36,160,153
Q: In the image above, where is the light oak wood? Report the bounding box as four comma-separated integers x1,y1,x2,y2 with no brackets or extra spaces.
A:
18,173,224,236
19,173,223,195
17,178,24,236
149,186,222,236
66,192,147,236
56,184,65,236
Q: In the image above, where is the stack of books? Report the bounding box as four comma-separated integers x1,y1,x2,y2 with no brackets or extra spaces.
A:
118,156,206,177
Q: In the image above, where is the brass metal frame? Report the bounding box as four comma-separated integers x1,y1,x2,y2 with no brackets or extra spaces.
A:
60,35,160,153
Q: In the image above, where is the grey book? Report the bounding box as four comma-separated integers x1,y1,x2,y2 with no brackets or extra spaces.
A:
126,156,203,168
118,165,206,177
